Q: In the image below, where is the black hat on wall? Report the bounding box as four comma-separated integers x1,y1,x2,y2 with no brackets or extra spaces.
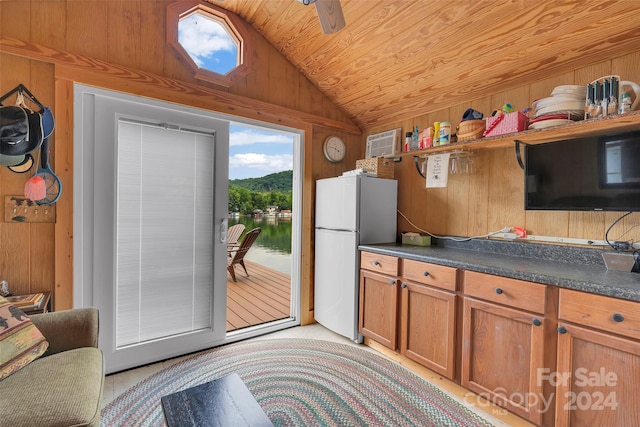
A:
0,105,43,156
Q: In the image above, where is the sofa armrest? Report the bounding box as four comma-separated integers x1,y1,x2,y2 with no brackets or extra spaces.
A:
30,307,99,357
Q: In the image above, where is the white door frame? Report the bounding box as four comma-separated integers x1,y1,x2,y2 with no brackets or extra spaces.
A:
73,84,301,372
224,120,302,344
74,85,229,372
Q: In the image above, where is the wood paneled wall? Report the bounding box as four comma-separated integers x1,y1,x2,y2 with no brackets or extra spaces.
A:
1,0,639,320
364,51,640,245
0,0,361,320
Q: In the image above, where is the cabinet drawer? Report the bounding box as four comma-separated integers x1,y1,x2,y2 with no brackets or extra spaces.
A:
559,289,640,341
402,259,456,291
464,271,546,314
360,252,398,276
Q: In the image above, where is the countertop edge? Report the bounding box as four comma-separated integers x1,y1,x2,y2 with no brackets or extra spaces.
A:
359,244,640,303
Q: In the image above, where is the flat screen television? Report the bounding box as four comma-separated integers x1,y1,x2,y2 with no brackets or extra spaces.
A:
524,130,640,211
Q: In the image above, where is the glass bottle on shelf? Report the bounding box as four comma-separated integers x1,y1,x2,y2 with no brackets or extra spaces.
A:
619,92,632,114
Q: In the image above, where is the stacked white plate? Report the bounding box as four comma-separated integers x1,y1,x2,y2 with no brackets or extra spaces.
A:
529,85,586,128
528,116,572,129
551,85,586,98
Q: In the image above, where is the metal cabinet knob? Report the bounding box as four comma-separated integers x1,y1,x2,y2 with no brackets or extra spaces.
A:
389,279,396,286
612,313,624,323
423,271,430,277
495,288,503,294
557,326,567,334
532,319,542,327
374,261,381,266
401,283,407,289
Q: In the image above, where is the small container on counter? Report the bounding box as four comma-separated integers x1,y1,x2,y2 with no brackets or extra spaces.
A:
404,132,412,152
404,131,420,151
585,83,594,119
619,92,633,114
421,127,433,149
439,121,451,144
608,76,619,116
432,122,441,146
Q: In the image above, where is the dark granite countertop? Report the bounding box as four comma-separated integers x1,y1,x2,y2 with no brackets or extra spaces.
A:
359,239,640,302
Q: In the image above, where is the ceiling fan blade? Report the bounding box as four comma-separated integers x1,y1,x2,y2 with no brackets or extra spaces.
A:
314,0,345,34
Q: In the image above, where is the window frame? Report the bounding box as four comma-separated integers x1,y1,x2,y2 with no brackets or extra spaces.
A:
166,0,253,88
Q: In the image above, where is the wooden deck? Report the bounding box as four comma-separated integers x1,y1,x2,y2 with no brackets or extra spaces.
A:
226,260,291,332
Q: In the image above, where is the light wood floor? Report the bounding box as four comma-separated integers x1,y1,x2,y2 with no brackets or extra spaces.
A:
226,260,291,332
102,262,533,426
102,324,534,427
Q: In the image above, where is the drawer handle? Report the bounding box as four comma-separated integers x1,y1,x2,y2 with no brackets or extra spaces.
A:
401,283,407,289
423,271,430,277
374,261,381,266
557,326,567,334
532,319,542,327
495,288,503,295
612,313,624,323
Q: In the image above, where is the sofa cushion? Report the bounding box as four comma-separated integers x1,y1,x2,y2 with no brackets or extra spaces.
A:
0,347,104,427
0,296,49,380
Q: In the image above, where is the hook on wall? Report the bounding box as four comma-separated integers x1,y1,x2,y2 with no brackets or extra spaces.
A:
0,84,45,111
413,155,426,178
514,139,528,170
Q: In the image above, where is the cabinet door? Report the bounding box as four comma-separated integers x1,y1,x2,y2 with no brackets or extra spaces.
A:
359,269,399,350
400,281,456,379
555,322,640,427
462,297,546,425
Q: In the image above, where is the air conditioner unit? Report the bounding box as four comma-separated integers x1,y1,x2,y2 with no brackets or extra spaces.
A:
365,128,402,159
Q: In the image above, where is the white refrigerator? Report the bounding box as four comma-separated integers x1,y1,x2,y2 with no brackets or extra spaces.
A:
314,175,397,342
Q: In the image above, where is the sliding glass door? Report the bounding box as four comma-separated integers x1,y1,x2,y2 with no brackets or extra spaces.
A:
115,120,216,349
74,86,229,373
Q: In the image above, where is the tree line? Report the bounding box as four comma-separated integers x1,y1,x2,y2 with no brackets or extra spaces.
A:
228,186,292,214
229,170,292,192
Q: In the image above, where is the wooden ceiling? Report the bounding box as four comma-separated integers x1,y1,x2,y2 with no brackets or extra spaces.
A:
211,0,640,130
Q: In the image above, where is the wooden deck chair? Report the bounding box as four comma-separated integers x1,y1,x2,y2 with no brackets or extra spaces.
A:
227,223,245,253
227,227,262,282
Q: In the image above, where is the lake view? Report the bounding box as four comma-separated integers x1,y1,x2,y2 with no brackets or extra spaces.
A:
229,216,292,275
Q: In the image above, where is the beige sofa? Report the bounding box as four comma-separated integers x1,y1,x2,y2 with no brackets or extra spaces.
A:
0,308,104,427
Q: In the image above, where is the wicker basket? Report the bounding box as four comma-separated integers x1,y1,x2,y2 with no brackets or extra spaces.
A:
456,119,486,142
356,157,395,179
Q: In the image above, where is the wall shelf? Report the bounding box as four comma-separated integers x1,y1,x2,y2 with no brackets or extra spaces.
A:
401,110,640,156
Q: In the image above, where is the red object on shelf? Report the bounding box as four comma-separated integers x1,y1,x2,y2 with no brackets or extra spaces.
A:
513,227,527,238
483,111,529,137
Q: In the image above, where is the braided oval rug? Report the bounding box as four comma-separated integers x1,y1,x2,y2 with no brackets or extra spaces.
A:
101,338,495,427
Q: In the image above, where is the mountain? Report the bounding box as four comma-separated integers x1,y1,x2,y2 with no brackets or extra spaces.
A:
230,170,292,192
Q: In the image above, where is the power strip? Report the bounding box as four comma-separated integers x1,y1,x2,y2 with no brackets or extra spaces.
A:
491,233,610,247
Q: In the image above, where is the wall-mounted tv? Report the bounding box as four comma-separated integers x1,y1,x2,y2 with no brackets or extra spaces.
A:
525,130,640,211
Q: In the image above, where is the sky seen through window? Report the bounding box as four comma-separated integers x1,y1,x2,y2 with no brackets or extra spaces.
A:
178,13,294,180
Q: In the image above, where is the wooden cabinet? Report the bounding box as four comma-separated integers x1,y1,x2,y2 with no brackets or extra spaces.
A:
462,271,549,425
359,253,458,370
359,252,399,349
358,250,640,426
400,259,457,379
554,289,640,427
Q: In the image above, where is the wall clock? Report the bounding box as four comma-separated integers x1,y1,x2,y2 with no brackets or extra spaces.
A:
323,135,346,163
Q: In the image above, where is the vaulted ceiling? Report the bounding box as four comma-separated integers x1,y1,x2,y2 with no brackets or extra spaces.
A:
212,0,640,130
